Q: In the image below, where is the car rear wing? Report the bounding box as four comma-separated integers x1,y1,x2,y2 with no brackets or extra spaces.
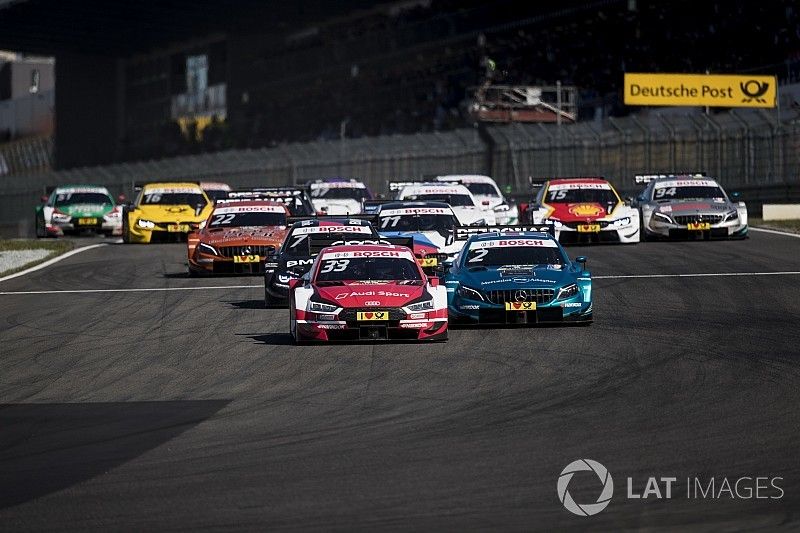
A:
361,199,397,214
387,180,434,193
305,235,409,255
287,215,377,226
454,224,556,240
634,172,706,185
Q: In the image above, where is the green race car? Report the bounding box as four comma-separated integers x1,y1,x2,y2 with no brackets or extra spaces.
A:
35,185,123,237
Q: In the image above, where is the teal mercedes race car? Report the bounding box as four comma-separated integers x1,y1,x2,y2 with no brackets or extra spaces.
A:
35,185,123,237
444,225,592,325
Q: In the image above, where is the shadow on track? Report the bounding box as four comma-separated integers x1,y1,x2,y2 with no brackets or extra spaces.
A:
226,300,266,310
0,400,229,509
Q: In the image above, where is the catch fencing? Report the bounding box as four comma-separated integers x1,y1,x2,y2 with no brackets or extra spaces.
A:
1,106,798,236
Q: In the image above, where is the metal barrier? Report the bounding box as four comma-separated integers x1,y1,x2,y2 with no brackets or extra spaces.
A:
1,106,799,237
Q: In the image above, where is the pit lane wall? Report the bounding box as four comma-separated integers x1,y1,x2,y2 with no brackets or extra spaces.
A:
1,104,799,237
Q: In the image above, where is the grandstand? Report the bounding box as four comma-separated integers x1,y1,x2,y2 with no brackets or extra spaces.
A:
1,0,798,169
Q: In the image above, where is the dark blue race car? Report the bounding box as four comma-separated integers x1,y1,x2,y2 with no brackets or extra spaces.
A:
444,226,592,325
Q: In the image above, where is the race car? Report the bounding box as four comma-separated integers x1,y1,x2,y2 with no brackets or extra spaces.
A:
187,200,290,275
289,244,448,343
436,174,519,224
123,182,214,243
445,226,592,325
307,178,372,215
264,218,397,306
524,177,639,244
35,185,123,237
228,187,317,216
374,201,462,271
390,181,496,226
199,181,232,203
633,173,748,240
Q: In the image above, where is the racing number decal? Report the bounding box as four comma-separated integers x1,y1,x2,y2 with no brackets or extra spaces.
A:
548,189,567,201
320,259,350,273
468,249,489,263
654,187,676,199
289,234,307,249
380,216,401,228
212,213,235,225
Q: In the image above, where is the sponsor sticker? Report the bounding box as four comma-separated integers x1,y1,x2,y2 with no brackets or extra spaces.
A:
292,225,373,235
505,302,536,310
655,179,717,189
357,311,388,321
380,207,452,216
577,224,601,233
547,182,611,191
144,187,202,194
213,205,286,214
470,238,558,250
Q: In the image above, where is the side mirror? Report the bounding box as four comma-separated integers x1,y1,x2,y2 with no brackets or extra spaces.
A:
575,256,587,269
730,191,741,200
40,195,48,203
117,194,126,203
428,276,439,287
288,278,302,291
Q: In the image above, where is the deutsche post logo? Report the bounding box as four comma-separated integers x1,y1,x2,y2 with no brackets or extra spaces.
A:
740,80,769,103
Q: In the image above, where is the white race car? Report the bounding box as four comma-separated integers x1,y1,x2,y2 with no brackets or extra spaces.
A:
308,179,372,215
436,174,518,224
390,181,496,226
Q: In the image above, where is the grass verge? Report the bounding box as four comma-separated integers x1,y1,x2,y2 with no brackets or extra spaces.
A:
0,239,75,277
750,218,800,234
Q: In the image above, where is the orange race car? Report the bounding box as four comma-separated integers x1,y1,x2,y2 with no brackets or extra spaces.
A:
187,199,290,275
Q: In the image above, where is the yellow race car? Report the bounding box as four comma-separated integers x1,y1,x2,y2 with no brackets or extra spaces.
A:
123,182,214,243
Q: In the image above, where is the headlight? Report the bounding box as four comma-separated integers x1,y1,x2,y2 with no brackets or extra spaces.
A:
52,211,71,222
493,204,510,212
724,210,738,221
137,218,156,229
406,299,434,312
457,285,485,301
653,212,674,224
611,216,632,227
309,301,338,313
198,243,219,256
556,283,579,300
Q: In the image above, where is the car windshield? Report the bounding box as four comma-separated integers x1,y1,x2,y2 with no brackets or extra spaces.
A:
653,186,726,201
546,187,617,204
209,211,286,227
464,183,499,196
142,191,207,207
464,245,564,266
204,190,230,202
54,192,111,206
378,213,457,232
310,187,371,200
316,257,421,282
283,229,379,255
404,193,474,207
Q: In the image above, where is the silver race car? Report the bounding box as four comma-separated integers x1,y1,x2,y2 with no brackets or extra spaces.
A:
633,173,748,240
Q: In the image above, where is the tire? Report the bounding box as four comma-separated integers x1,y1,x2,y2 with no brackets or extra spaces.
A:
121,207,131,243
289,298,299,342
35,216,45,238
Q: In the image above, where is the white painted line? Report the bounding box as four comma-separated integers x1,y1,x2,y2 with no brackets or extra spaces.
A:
0,284,261,296
595,271,800,280
0,244,108,284
750,227,800,239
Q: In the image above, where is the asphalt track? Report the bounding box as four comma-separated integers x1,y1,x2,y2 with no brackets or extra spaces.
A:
1,231,800,530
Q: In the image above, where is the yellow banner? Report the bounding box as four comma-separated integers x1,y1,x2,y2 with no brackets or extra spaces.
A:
624,73,777,108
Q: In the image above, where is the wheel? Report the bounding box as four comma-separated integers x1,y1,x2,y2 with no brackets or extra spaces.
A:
289,298,298,342
121,208,131,243
265,283,277,308
35,216,45,238
187,265,198,277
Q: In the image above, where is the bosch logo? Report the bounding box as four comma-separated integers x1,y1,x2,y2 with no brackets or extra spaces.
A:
557,459,614,516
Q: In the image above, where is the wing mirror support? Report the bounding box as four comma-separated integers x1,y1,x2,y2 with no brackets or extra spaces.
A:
288,278,302,291
575,256,587,270
428,276,439,287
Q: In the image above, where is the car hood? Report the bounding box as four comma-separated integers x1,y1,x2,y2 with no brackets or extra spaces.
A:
58,203,114,217
457,264,576,290
201,226,288,245
311,198,362,215
379,230,459,255
547,202,617,222
315,281,426,307
134,204,209,222
656,199,732,214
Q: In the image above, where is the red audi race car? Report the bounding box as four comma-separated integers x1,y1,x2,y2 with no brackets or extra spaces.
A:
289,244,449,343
187,200,290,275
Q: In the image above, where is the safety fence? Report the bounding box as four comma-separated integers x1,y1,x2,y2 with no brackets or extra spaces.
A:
1,106,798,236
